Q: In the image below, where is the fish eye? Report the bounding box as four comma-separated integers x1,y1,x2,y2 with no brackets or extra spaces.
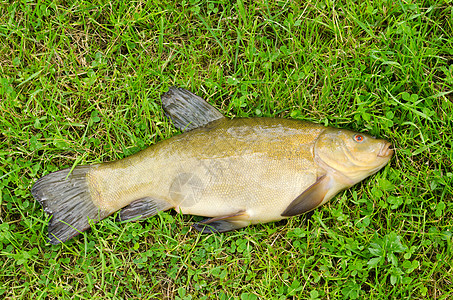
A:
353,134,364,143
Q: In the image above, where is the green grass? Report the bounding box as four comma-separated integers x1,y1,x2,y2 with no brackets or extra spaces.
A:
1,0,452,299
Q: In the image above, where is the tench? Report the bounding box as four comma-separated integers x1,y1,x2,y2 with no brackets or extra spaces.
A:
32,87,393,244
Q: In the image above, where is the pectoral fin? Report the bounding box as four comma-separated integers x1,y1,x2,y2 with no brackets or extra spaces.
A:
281,175,332,217
161,87,226,131
192,211,250,233
118,197,173,221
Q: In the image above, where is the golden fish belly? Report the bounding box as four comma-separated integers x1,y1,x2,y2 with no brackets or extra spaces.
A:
174,156,318,223
86,118,326,221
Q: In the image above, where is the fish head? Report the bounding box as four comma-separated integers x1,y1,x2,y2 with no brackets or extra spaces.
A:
315,128,393,185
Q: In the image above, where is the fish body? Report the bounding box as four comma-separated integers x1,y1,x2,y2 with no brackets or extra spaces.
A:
89,118,324,222
32,88,393,244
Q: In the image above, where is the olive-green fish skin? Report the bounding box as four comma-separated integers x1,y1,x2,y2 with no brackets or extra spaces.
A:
32,87,393,244
86,118,391,225
87,118,324,215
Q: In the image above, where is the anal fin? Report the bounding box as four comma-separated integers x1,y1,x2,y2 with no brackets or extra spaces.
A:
192,211,250,233
118,197,173,222
281,175,332,217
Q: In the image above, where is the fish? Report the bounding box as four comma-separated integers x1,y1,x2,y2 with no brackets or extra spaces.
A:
32,87,393,244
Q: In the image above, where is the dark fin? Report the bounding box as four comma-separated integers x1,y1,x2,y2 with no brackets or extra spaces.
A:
161,87,226,131
303,210,315,222
32,166,110,245
192,211,250,233
118,197,173,221
281,175,332,217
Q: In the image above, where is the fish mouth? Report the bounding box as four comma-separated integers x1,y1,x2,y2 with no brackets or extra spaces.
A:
378,142,393,157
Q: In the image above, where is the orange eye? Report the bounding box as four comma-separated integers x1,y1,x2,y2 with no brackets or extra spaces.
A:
354,134,364,143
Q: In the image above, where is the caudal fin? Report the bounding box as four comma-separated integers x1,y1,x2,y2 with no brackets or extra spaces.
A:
32,166,110,245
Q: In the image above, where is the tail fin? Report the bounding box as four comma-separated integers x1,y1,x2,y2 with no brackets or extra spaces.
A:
32,166,110,245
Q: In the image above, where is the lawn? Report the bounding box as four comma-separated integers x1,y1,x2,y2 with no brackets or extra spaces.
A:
0,0,452,299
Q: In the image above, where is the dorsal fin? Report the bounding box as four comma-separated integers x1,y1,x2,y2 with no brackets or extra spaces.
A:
161,87,226,131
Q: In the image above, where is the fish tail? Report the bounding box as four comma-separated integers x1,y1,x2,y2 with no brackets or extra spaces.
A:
32,166,110,245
